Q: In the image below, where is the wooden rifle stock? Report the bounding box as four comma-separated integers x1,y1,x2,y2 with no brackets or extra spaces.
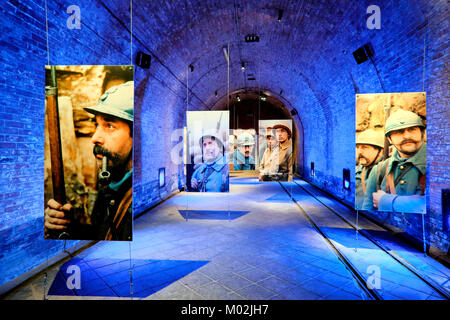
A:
45,66,68,239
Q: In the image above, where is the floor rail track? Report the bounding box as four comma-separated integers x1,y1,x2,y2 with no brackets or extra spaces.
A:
291,179,449,300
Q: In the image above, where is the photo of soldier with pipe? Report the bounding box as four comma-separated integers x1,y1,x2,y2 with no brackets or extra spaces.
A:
186,111,229,192
355,92,427,214
44,65,134,240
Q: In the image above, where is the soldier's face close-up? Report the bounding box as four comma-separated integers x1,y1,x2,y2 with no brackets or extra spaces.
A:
276,128,288,143
388,126,424,157
356,144,380,167
203,137,221,162
91,114,133,172
238,145,253,157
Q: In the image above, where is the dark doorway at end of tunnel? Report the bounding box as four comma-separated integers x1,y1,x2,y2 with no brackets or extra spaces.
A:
229,98,290,131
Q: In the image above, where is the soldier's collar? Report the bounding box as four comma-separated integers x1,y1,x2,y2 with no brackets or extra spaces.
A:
109,169,133,192
389,143,426,175
279,139,292,149
205,154,227,171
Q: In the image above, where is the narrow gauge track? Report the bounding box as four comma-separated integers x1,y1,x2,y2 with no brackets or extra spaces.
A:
279,180,449,300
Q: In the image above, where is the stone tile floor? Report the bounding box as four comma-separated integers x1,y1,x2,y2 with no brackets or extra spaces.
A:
3,171,449,300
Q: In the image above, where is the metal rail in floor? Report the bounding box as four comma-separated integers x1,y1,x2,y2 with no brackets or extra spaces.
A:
280,179,449,300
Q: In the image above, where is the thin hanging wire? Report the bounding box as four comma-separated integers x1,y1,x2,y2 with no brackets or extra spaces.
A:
227,43,231,221
44,0,50,301
129,0,134,300
186,65,189,220
130,0,133,65
44,0,50,65
129,241,134,298
422,23,426,92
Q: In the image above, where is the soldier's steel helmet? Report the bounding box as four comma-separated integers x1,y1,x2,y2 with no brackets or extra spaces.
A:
237,132,255,146
84,81,134,122
384,109,424,136
199,131,224,150
273,124,292,139
356,129,385,149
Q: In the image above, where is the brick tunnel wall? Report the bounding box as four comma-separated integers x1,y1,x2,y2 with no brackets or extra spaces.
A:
0,0,185,288
0,0,448,289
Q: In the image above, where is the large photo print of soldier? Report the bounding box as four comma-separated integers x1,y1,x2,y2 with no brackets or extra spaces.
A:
44,65,134,240
230,129,257,171
258,120,293,182
355,92,426,214
186,111,230,192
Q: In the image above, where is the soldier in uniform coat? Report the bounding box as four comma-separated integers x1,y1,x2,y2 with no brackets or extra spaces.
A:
362,109,427,213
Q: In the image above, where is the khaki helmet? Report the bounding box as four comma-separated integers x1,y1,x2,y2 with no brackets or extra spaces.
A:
356,129,385,148
237,132,255,146
84,81,134,122
385,109,424,136
273,124,292,139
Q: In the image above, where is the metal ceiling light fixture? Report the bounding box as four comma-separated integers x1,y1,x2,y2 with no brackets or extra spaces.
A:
278,9,283,22
245,34,260,42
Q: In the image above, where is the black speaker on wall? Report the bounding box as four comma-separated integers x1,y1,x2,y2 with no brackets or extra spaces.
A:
443,189,450,234
136,51,151,69
353,43,374,64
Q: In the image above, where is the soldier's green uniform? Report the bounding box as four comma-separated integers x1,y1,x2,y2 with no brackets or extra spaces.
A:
355,129,384,209
362,109,426,213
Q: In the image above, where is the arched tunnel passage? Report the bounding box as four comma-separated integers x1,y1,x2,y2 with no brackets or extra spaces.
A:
1,0,449,302
211,89,304,176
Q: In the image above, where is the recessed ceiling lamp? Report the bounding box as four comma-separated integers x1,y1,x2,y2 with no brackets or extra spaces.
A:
278,9,283,22
245,34,260,42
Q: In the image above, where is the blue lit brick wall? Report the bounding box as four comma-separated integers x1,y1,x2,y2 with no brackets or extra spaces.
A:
0,0,184,288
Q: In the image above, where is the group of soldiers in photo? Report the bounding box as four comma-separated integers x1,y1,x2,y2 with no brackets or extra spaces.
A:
355,108,426,214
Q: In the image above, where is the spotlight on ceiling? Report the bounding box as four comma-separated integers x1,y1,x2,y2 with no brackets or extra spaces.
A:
278,9,283,22
236,95,241,102
189,64,194,72
241,61,245,70
260,93,267,101
215,90,218,97
136,51,151,69
245,34,260,43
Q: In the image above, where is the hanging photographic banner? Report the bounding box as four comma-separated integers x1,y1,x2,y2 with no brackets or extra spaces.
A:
231,129,257,171
355,92,427,214
44,65,134,240
186,111,229,192
258,120,293,181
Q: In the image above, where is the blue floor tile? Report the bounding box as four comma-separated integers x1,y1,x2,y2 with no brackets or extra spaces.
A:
48,257,209,298
178,210,250,220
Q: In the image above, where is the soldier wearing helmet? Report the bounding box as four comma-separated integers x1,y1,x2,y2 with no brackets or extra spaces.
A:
45,81,134,240
259,127,280,181
233,131,256,170
355,129,385,209
362,109,426,213
273,123,293,181
191,131,229,192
